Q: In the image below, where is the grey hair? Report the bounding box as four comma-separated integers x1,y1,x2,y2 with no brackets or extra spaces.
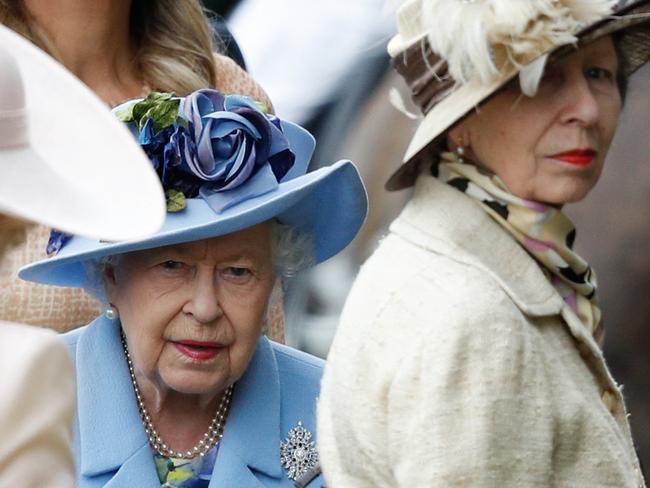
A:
270,221,314,279
83,220,314,304
83,254,121,305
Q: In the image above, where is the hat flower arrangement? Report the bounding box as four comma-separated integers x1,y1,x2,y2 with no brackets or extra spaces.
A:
33,87,367,284
119,90,294,212
47,89,299,255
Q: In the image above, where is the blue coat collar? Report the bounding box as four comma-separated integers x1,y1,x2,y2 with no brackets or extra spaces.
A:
211,330,283,484
75,316,283,486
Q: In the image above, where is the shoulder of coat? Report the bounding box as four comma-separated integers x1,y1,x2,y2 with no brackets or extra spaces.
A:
270,340,324,387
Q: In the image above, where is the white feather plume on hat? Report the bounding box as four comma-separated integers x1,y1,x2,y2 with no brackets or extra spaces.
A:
390,0,616,95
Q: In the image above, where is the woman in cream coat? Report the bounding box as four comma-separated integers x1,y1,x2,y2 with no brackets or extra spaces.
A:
0,25,164,486
319,1,650,486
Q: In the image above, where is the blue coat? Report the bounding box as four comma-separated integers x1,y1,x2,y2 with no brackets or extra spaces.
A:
64,316,325,487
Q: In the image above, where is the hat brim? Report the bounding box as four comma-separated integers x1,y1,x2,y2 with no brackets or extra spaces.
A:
0,25,165,240
19,160,368,288
386,0,650,191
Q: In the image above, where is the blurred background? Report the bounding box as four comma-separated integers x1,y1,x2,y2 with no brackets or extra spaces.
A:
205,0,649,470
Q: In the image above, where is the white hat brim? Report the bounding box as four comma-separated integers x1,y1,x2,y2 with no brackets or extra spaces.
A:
404,77,506,163
20,160,368,288
0,25,165,241
385,75,510,190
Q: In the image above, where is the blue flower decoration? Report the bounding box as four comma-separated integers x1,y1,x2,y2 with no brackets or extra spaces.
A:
46,229,72,257
122,89,296,211
46,89,298,256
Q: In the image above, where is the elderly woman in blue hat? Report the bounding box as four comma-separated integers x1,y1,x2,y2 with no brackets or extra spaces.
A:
21,89,367,487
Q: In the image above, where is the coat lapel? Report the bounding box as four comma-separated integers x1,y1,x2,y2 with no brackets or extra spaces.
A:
391,176,621,356
392,175,564,317
210,336,283,486
208,444,269,487
75,317,157,486
103,444,160,488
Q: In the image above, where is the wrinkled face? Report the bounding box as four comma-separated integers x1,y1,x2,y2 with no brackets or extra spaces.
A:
449,36,622,204
106,222,275,396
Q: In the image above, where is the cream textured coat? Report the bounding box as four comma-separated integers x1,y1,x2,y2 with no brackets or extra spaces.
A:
318,175,645,487
0,322,75,487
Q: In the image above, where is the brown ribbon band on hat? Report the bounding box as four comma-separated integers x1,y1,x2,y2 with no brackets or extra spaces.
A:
392,38,456,115
0,108,28,149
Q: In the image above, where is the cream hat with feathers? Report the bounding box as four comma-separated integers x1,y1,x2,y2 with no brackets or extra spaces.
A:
386,0,650,190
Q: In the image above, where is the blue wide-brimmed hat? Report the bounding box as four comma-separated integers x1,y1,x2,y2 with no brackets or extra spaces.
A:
19,89,367,288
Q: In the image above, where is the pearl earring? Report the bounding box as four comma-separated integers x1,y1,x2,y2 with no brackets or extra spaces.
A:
456,145,465,163
104,304,119,321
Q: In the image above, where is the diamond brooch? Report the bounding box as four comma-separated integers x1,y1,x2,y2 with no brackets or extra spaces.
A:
280,421,319,482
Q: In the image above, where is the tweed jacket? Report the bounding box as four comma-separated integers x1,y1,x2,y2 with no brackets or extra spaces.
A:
318,175,645,487
0,321,75,487
64,316,325,487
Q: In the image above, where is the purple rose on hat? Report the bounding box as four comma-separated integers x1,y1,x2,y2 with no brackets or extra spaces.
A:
111,89,297,216
47,89,298,256
179,89,290,191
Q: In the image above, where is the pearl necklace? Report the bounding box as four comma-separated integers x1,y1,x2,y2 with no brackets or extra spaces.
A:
120,332,233,459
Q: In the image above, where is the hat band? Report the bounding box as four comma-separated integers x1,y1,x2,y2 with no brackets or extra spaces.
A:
0,108,28,149
392,39,456,116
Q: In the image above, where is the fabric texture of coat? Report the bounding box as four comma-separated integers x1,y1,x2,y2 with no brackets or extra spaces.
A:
318,174,645,487
0,321,75,487
64,315,325,487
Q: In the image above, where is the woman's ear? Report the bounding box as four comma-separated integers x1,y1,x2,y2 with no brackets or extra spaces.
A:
447,122,468,152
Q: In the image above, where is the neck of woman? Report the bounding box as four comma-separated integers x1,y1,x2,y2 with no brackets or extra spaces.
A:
23,0,143,104
136,375,230,454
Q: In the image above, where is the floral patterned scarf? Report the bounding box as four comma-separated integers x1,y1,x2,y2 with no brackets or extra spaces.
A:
434,152,603,343
155,443,218,487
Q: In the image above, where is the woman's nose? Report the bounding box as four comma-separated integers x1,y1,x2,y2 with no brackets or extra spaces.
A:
182,272,222,324
558,73,600,127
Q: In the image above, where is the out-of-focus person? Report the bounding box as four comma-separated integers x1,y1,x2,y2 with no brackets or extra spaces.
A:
225,0,395,352
19,89,367,487
0,0,286,342
0,24,164,486
318,1,650,486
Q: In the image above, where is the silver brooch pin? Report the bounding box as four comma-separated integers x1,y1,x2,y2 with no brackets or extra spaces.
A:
280,421,319,482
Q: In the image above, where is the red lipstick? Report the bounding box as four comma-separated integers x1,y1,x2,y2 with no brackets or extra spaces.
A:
550,149,596,166
174,340,223,362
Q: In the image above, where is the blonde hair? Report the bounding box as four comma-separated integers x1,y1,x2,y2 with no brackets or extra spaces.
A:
0,0,217,95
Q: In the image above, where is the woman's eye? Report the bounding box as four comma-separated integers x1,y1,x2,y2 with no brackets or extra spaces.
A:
223,267,252,280
160,260,184,270
586,67,614,80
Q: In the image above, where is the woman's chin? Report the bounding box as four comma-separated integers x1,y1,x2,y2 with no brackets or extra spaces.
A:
537,182,595,205
537,160,602,204
514,172,599,205
160,367,231,397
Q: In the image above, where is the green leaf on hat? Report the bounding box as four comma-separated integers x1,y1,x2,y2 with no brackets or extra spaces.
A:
131,92,180,132
165,189,187,213
254,100,270,114
175,115,189,129
115,103,135,123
